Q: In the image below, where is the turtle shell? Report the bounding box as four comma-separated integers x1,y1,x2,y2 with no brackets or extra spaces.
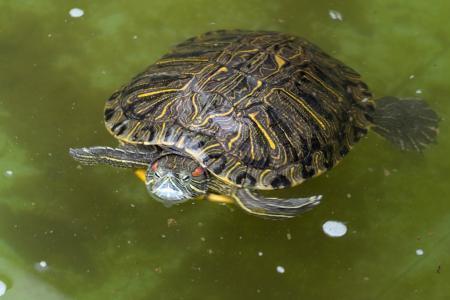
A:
104,30,374,190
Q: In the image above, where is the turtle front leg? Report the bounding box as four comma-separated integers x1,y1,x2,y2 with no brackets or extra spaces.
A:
232,189,322,219
134,169,147,182
205,193,235,204
69,145,160,168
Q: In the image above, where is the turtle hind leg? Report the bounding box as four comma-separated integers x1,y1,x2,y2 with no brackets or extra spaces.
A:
371,96,440,152
232,189,322,219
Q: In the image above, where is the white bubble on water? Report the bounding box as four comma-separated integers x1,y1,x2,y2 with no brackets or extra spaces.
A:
416,89,423,94
416,249,424,256
34,260,49,272
4,170,13,177
276,266,285,274
322,220,347,237
258,251,263,257
329,10,343,21
69,8,84,18
0,280,7,297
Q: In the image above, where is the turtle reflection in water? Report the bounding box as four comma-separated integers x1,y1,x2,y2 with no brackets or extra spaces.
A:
70,30,439,219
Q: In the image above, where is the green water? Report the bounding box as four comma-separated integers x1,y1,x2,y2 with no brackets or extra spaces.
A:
1,0,449,299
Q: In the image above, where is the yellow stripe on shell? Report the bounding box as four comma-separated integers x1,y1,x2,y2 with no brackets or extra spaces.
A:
124,122,139,140
198,66,229,89
137,88,181,99
303,70,343,101
227,123,242,149
201,143,222,153
155,98,177,120
274,54,286,69
231,49,259,56
217,73,244,94
196,107,234,127
190,93,199,120
233,80,263,107
183,63,215,75
287,48,303,60
248,131,255,160
156,122,166,142
248,112,276,150
277,88,327,130
225,161,242,179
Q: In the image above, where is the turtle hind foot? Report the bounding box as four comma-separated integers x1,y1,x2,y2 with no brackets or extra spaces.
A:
232,188,322,219
371,96,440,152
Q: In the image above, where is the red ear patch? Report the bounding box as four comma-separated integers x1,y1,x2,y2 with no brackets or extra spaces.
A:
191,166,204,177
151,162,158,172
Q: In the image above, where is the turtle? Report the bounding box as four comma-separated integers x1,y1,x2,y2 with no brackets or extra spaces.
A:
70,30,439,219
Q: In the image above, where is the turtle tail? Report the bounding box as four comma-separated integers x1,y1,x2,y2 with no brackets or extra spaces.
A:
370,96,440,152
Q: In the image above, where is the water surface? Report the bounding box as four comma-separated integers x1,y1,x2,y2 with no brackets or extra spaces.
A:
1,0,449,299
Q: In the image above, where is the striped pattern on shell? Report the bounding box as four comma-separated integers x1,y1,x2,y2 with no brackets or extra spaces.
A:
104,30,374,190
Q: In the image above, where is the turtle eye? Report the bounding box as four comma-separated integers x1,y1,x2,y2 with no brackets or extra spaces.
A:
151,162,161,178
191,167,204,177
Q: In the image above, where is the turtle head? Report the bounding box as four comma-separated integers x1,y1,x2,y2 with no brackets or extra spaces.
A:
145,154,208,207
